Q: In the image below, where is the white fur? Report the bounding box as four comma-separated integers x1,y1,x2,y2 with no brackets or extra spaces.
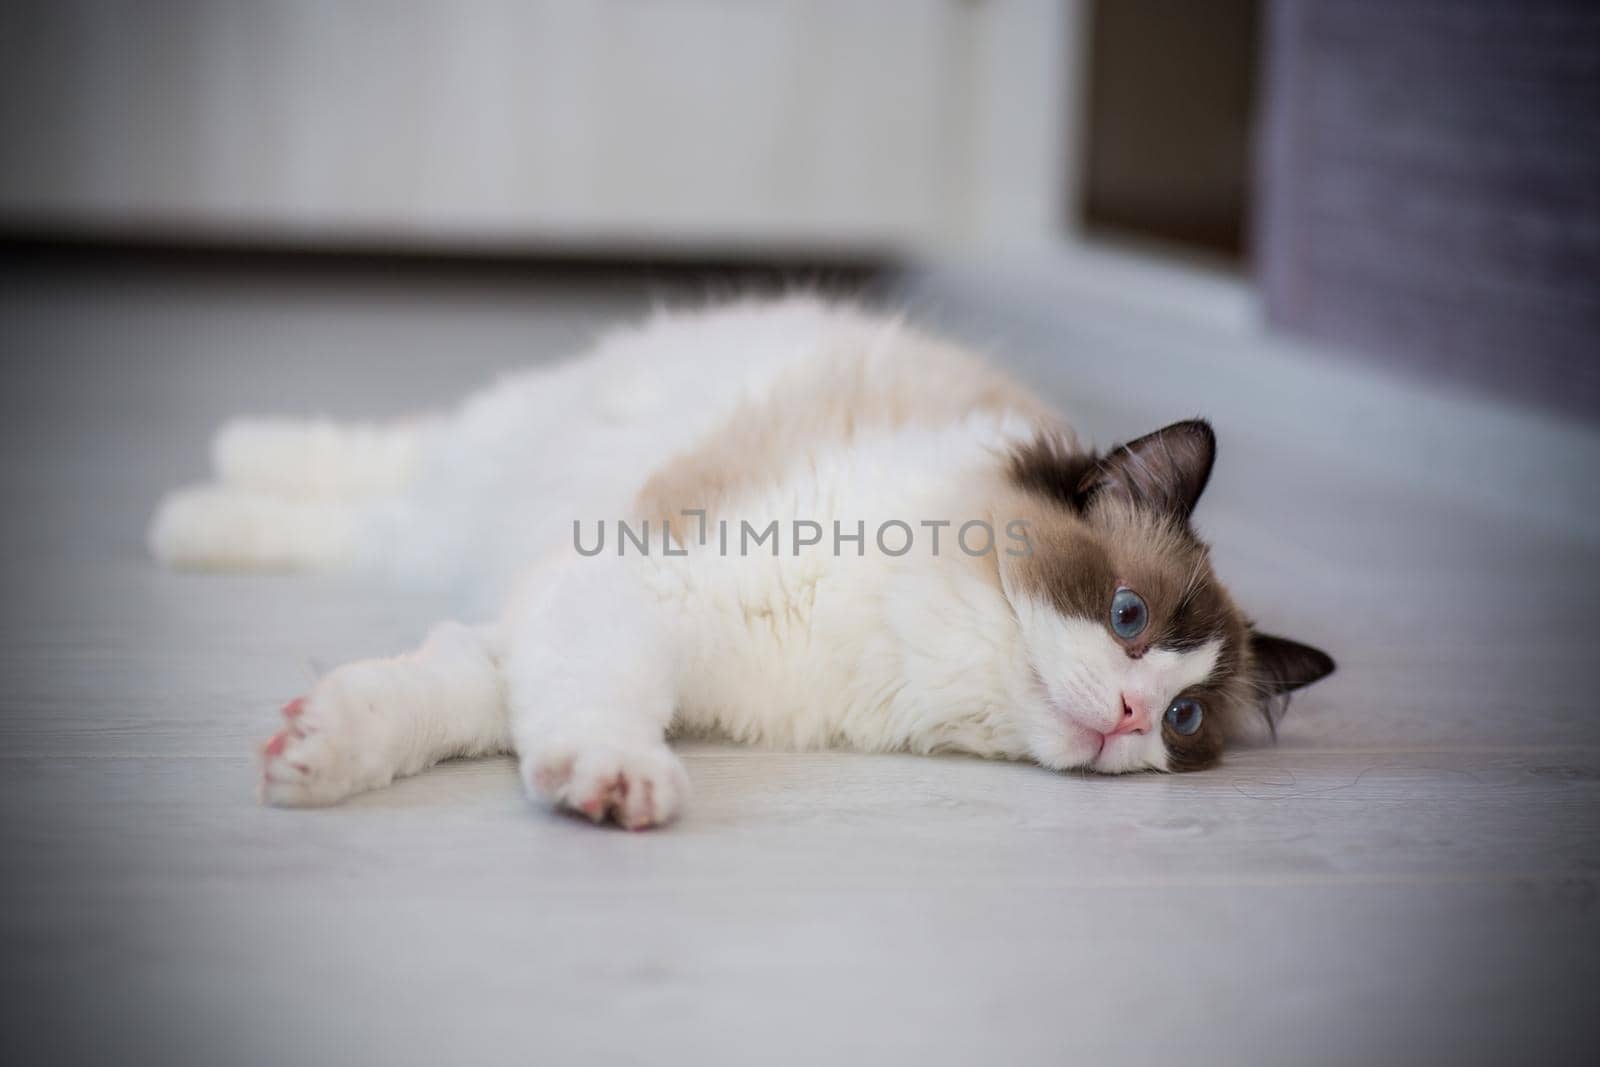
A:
156,296,1227,826
261,622,508,805
214,417,440,496
148,485,363,570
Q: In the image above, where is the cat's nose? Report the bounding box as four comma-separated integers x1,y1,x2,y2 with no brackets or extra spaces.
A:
1109,694,1152,737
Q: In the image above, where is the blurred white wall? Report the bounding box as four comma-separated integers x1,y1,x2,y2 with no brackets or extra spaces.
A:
0,0,1084,256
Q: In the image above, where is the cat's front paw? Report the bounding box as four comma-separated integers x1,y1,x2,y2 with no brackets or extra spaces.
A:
258,668,396,806
523,738,689,830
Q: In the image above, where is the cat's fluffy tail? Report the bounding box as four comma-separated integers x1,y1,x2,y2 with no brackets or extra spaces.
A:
148,416,438,571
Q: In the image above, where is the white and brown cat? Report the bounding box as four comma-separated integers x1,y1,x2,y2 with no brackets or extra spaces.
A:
150,296,1334,828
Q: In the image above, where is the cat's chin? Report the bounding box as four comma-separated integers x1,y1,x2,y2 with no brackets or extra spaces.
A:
1027,713,1107,772
1031,705,1166,775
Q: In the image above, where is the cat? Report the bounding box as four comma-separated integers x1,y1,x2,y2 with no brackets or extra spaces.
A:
149,295,1334,828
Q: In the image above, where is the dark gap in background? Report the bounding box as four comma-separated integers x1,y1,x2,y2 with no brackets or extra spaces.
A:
0,232,890,292
1081,0,1260,260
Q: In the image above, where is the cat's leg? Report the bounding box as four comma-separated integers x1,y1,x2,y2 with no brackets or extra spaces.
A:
504,558,689,830
149,415,440,570
212,416,440,496
260,621,509,806
147,485,367,571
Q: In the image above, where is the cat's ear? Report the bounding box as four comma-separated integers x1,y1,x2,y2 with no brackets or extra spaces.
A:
1249,630,1336,696
1079,419,1216,520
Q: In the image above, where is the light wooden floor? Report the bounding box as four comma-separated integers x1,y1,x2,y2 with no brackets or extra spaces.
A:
1,248,1596,1066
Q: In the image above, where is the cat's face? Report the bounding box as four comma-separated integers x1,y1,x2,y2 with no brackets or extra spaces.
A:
997,420,1334,774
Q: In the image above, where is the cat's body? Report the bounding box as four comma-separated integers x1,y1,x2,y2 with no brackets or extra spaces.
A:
150,296,1333,827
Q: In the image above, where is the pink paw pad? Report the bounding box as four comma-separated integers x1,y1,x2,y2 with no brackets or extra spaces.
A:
263,730,289,757
578,775,628,822
281,697,306,719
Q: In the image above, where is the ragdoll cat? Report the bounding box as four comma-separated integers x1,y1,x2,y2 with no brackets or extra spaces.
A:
149,296,1334,828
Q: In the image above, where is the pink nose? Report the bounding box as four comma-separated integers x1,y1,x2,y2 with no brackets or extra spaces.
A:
1108,694,1153,737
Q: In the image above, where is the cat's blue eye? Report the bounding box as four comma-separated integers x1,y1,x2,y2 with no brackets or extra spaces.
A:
1164,698,1204,736
1110,587,1148,640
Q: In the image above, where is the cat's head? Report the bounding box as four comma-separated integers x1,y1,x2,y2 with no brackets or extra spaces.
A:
996,419,1333,774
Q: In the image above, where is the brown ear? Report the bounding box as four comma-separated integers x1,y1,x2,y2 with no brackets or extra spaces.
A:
1080,419,1216,520
1249,631,1336,696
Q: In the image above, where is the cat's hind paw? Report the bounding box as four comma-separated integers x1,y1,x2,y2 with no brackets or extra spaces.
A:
523,739,689,830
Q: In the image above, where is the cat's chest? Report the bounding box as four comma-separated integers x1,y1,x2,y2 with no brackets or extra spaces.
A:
644,421,1037,750
660,543,1033,755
